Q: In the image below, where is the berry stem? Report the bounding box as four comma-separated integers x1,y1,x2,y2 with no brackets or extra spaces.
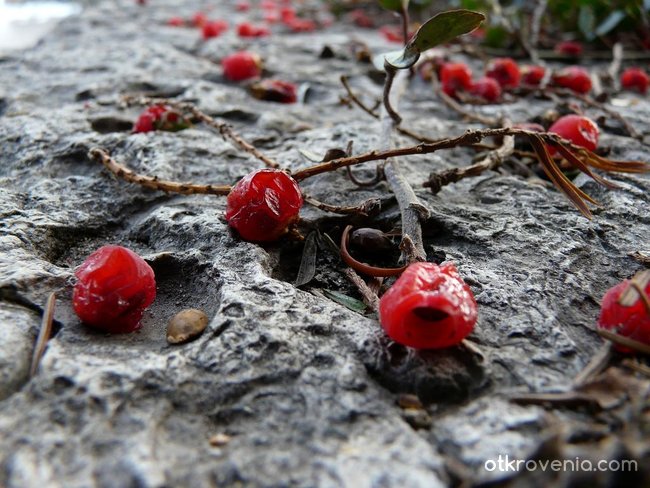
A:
572,343,613,387
382,65,402,126
89,148,231,195
123,96,281,168
30,292,55,378
342,268,380,313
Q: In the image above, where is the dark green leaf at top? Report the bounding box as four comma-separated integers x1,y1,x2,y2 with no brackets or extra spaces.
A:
379,0,409,12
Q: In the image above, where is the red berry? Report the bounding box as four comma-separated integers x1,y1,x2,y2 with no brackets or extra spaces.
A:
621,67,649,94
440,62,473,98
379,262,478,349
222,51,262,82
191,12,208,27
555,40,583,57
470,77,501,102
167,17,186,27
521,65,545,86
133,105,190,133
237,22,271,37
235,1,251,11
551,66,592,94
287,18,316,32
250,79,297,103
485,57,520,89
261,0,278,9
598,280,650,352
280,7,296,24
225,169,303,242
202,20,228,39
73,246,156,333
350,9,374,28
547,114,599,154
379,25,404,44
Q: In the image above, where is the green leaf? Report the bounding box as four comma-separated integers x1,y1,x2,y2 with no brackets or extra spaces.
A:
578,6,596,41
294,232,318,287
379,0,409,12
595,10,626,37
323,290,367,313
384,9,485,69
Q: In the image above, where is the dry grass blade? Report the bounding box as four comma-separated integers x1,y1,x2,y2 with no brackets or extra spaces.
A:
529,134,594,218
554,143,619,190
597,328,650,355
30,292,56,377
580,149,650,174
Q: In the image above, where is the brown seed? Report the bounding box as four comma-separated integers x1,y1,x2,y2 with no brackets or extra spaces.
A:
166,309,208,344
209,433,232,447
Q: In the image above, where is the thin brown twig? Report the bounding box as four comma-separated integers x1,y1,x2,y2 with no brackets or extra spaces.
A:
573,343,613,387
30,292,55,377
89,148,232,195
433,76,499,127
621,358,650,378
597,328,650,355
382,65,402,125
302,194,379,216
122,95,280,168
346,165,384,187
618,270,650,308
629,251,650,267
343,268,380,313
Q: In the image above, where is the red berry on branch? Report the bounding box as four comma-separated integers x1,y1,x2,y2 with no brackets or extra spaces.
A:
225,169,303,242
621,67,649,94
551,66,592,94
547,114,599,154
470,77,501,102
250,79,297,103
379,262,478,349
555,40,583,57
440,62,473,98
73,246,156,333
521,65,545,86
485,57,520,89
222,51,263,82
598,279,650,353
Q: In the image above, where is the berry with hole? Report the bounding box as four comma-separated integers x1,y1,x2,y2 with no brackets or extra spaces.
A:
440,62,473,98
222,51,263,82
621,67,649,94
551,66,592,94
470,77,501,102
485,57,520,89
598,279,650,352
225,169,303,242
73,246,156,333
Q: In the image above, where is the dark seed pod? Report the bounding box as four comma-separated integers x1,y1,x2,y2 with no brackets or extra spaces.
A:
167,309,208,344
349,228,394,254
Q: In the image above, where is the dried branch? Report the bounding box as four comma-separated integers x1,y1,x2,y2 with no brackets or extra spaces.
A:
303,194,380,216
433,76,499,126
122,96,280,168
597,328,650,355
382,66,403,125
89,148,231,195
30,292,55,377
343,268,380,313
573,343,612,387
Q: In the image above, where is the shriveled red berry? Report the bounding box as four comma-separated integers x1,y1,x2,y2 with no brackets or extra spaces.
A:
222,51,262,82
555,40,583,57
250,79,297,103
202,20,228,39
73,246,156,333
551,66,592,94
485,57,520,89
470,77,501,102
225,169,303,242
598,279,650,352
440,62,473,98
621,67,649,94
547,114,599,154
521,65,545,86
379,262,478,349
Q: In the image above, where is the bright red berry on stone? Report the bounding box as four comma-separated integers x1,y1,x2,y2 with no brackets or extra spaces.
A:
225,169,303,242
547,114,599,154
379,262,478,349
551,66,592,94
202,20,228,39
250,79,297,104
440,62,473,98
521,65,545,86
485,57,520,89
222,51,262,82
555,40,583,57
73,246,156,333
621,67,649,94
598,279,650,352
470,77,501,102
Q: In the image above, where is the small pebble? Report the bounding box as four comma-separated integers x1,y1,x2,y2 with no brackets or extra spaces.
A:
166,308,208,344
209,433,232,447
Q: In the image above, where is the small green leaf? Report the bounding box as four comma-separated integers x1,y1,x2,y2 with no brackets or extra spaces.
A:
323,290,367,313
384,9,485,69
379,0,409,12
294,232,318,287
578,6,596,41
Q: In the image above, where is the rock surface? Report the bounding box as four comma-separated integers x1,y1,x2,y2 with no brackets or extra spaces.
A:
1,1,649,487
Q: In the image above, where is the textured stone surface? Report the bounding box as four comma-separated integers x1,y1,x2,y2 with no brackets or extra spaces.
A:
0,1,649,487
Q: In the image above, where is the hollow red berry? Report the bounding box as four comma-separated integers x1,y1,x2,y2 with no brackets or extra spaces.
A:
620,67,649,94
73,245,156,333
551,66,592,94
521,65,545,86
555,40,583,57
598,279,650,352
470,77,501,102
379,262,478,349
250,79,297,103
440,62,473,98
225,169,303,242
222,51,263,82
485,57,520,89
547,114,599,154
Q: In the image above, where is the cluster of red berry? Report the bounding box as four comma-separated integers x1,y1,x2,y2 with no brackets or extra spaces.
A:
132,105,190,134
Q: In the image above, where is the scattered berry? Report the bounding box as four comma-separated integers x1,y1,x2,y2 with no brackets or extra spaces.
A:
202,20,229,39
287,18,317,32
485,57,520,89
250,79,298,103
350,9,374,28
280,7,296,24
547,114,599,154
555,40,583,57
237,22,271,37
621,67,649,94
470,77,501,102
191,12,208,27
598,279,650,352
133,105,190,133
73,246,156,333
235,0,251,12
167,16,186,27
225,169,303,242
222,51,263,82
379,262,478,349
440,62,473,98
551,66,592,94
379,25,405,44
521,65,545,86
